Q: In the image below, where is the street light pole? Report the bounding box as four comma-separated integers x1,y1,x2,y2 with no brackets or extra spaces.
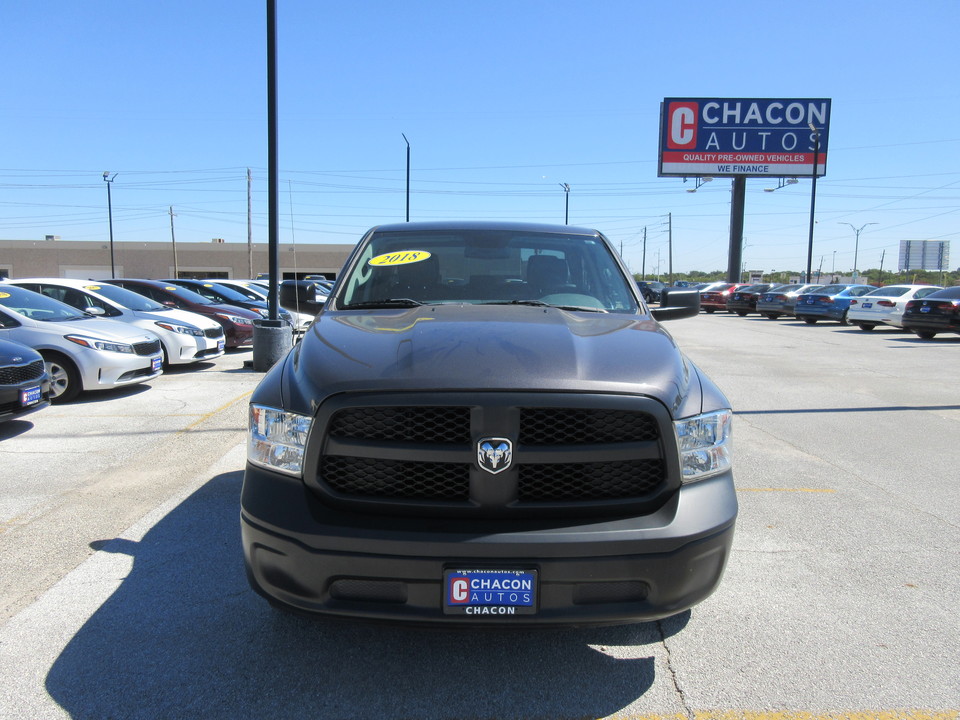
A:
839,222,877,280
402,133,410,222
559,183,570,224
103,172,117,278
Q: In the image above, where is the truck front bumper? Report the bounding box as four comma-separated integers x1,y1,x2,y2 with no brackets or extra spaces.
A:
241,464,737,626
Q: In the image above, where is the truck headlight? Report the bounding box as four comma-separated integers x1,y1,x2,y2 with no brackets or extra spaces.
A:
248,405,312,476
674,409,732,482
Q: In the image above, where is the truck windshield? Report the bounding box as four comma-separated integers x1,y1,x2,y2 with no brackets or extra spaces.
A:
338,229,639,314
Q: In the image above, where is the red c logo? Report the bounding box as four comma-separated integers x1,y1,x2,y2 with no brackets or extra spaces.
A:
667,102,698,149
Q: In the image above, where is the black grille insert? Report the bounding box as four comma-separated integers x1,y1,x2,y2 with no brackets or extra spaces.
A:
519,460,664,501
322,457,470,500
520,407,658,444
329,406,471,444
133,339,162,356
0,359,45,385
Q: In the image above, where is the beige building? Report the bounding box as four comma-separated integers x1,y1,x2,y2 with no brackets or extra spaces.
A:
0,238,355,281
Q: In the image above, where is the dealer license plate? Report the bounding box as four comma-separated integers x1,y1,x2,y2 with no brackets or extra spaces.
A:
20,385,42,407
921,306,931,313
217,340,225,351
151,356,162,372
444,568,537,616
862,302,872,309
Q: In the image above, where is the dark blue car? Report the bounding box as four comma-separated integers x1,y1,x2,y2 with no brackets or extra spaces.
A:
793,284,877,324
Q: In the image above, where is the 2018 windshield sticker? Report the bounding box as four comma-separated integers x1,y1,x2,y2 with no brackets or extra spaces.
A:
369,250,431,267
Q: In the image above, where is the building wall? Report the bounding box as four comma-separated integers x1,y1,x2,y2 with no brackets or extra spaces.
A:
0,239,355,280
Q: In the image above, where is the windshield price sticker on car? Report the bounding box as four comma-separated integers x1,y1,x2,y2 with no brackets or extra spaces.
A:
444,569,537,616
21,386,42,407
369,250,431,267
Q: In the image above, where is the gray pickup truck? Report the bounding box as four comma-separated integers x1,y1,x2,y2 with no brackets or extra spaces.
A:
241,221,736,626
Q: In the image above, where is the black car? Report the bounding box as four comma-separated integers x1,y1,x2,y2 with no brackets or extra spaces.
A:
0,338,50,423
902,285,960,339
726,284,777,316
636,280,667,303
164,279,293,328
241,221,735,627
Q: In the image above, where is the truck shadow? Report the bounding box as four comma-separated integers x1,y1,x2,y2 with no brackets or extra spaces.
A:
46,471,686,719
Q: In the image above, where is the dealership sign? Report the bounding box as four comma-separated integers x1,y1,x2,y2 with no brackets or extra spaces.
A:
659,98,831,178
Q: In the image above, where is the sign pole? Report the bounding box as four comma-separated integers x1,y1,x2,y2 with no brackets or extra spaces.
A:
727,176,746,283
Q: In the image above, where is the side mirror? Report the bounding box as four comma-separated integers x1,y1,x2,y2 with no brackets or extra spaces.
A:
84,306,106,316
651,288,700,322
279,280,325,313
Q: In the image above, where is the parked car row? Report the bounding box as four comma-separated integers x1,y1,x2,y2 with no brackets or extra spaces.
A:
699,280,960,339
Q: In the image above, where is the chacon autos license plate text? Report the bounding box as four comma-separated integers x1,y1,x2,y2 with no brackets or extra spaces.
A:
444,569,537,616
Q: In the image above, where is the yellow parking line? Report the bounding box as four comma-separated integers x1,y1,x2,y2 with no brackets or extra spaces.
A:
738,487,836,493
183,390,253,432
624,712,959,720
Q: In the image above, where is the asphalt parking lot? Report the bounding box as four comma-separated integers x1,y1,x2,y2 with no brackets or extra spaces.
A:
1,316,958,720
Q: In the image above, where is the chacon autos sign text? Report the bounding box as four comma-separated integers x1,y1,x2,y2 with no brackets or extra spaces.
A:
659,98,831,178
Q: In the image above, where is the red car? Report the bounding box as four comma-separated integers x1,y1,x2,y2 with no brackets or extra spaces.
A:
699,283,751,313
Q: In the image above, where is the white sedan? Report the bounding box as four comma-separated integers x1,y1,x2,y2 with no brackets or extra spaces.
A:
847,284,943,330
7,278,226,366
0,283,163,402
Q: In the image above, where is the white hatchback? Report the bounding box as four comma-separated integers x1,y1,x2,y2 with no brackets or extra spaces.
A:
7,278,225,366
0,283,163,402
847,284,943,330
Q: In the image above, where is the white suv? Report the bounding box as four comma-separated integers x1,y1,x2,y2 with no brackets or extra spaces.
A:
0,283,163,403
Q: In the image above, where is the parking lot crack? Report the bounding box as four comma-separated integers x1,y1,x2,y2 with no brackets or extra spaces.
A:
657,619,694,720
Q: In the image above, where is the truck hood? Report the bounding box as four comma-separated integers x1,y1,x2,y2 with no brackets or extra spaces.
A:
283,304,703,416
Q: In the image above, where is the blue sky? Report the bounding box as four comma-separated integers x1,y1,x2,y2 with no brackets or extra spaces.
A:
2,0,958,276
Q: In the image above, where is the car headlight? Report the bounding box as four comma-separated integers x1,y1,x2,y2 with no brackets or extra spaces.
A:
155,321,204,336
216,312,253,326
248,405,313,476
674,409,732,482
64,334,134,354
255,308,270,318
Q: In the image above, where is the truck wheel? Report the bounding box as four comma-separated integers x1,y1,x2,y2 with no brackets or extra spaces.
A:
42,352,82,403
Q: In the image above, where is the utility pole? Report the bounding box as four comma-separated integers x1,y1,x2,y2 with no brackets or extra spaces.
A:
169,206,179,277
878,249,886,286
641,227,647,280
667,212,673,285
247,168,254,278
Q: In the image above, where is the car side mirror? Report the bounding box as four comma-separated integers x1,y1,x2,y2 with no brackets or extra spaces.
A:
84,306,106,316
279,280,325,313
651,288,700,321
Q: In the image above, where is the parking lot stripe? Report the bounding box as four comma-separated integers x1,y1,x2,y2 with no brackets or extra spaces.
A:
626,712,959,720
737,487,837,493
183,389,253,432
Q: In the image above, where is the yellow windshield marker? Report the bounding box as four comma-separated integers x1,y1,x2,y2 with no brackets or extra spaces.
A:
369,250,431,267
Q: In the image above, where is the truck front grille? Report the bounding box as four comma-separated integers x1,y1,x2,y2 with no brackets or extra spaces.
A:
313,394,675,518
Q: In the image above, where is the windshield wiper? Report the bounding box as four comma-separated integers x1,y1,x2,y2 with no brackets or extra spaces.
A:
481,299,607,313
341,298,424,309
